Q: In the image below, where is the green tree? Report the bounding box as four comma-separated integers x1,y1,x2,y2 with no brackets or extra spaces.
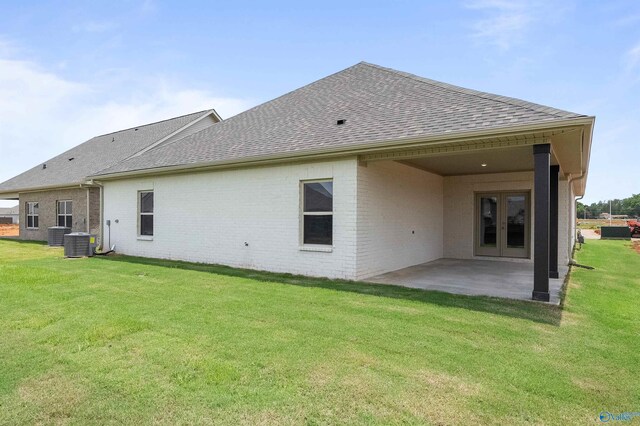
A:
578,194,640,218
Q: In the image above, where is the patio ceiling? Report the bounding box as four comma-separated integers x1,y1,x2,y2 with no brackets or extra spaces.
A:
400,144,559,176
358,120,592,192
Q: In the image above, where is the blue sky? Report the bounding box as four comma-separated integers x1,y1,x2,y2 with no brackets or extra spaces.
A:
0,0,638,207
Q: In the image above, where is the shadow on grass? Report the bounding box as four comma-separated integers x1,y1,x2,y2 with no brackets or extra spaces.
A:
98,254,562,326
0,237,47,245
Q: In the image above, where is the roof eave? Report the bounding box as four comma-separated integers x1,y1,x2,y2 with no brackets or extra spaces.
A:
0,181,101,197
90,116,595,181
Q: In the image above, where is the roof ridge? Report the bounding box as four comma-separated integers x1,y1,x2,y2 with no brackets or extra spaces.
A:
100,63,373,169
90,109,215,139
360,62,582,119
216,62,367,124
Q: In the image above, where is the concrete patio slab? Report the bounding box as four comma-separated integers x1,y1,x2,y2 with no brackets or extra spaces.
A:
367,258,567,304
580,229,600,240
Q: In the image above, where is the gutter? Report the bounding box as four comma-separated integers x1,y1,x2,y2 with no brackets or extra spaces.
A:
0,182,101,197
90,116,596,181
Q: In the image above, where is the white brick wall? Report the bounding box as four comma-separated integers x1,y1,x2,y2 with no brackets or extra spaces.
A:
355,161,443,279
443,171,572,266
103,158,359,279
443,172,535,261
103,158,575,280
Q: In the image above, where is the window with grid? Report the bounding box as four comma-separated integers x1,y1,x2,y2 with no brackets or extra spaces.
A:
57,200,72,228
139,191,154,236
26,202,39,229
302,180,333,245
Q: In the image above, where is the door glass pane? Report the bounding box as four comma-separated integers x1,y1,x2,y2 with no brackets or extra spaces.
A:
506,195,526,248
480,196,498,247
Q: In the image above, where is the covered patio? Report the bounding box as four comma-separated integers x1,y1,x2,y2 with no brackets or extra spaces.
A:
367,259,568,304
357,116,593,303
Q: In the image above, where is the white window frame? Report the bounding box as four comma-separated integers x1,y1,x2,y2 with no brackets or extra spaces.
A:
56,200,73,228
300,179,334,251
26,202,39,229
138,190,154,238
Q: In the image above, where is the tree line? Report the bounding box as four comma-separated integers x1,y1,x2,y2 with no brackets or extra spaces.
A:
577,194,640,219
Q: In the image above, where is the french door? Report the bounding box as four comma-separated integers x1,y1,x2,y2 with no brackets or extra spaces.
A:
475,192,529,258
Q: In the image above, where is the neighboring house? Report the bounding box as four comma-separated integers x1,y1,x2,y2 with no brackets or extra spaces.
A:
0,206,19,224
599,213,628,220
0,109,220,242
0,63,595,302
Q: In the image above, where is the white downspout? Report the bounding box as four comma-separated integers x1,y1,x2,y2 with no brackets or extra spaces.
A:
568,127,586,257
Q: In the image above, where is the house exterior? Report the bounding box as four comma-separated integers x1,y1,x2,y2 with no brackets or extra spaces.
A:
599,213,628,220
0,110,220,242
88,63,594,302
0,206,19,224
1,63,594,302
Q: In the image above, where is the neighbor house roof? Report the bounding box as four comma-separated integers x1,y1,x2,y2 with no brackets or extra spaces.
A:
93,62,589,178
0,110,218,194
0,206,19,215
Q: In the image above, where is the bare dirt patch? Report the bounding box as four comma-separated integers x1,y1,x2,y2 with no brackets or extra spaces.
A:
18,372,87,422
0,224,19,237
632,241,640,255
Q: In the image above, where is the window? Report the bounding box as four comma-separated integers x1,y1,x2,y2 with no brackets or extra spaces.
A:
139,191,154,236
26,202,39,229
302,180,333,245
57,200,73,228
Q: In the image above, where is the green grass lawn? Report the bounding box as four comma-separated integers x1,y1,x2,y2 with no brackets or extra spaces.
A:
0,239,638,425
